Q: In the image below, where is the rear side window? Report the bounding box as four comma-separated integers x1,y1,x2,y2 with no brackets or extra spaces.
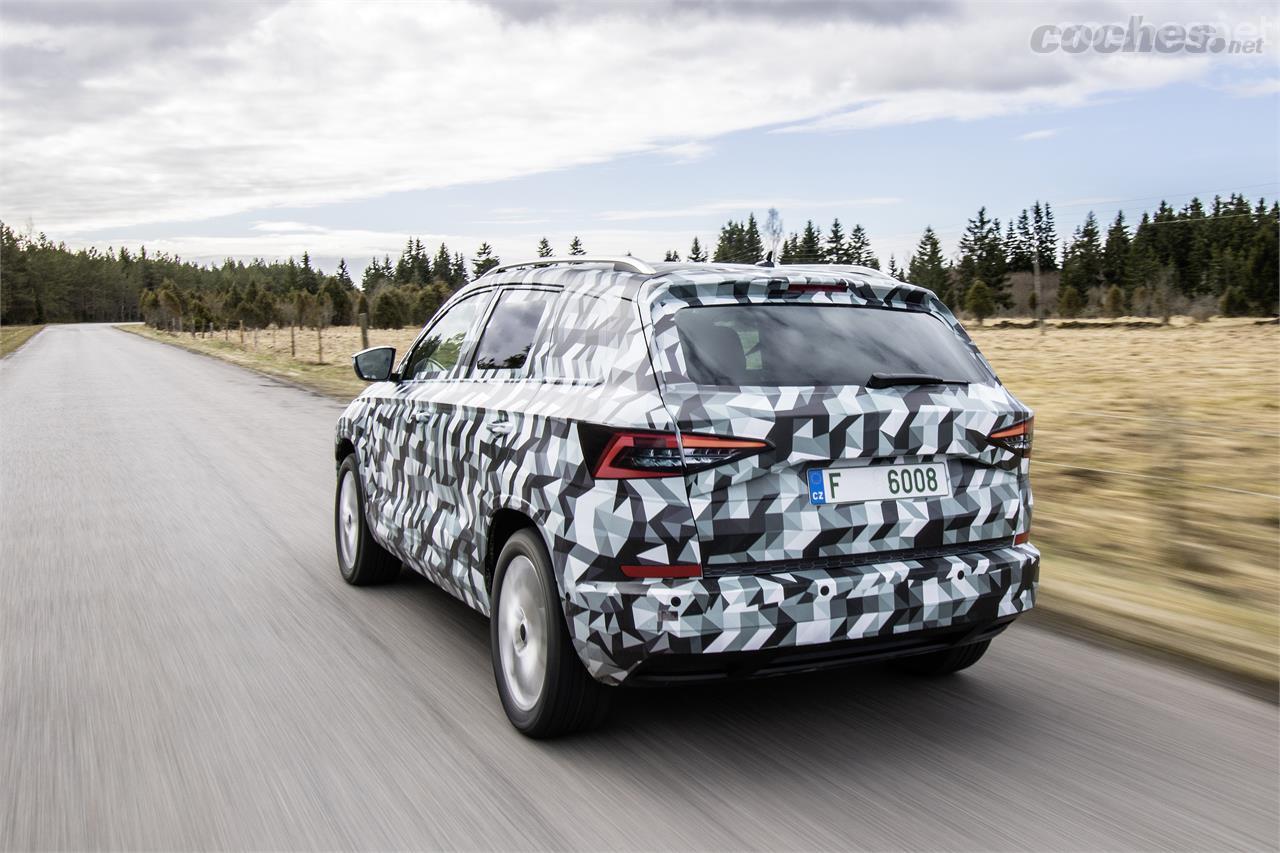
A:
470,289,552,376
535,294,636,383
674,305,991,387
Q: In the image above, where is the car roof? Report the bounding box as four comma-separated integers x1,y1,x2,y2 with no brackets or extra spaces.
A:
461,257,930,301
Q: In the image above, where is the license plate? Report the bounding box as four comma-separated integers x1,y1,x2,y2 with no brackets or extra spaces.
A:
808,463,950,505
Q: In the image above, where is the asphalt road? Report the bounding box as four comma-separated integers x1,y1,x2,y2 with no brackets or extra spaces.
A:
2,324,1277,851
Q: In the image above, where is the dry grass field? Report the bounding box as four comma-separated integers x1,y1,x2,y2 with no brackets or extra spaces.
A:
121,318,1280,684
0,324,44,358
970,319,1279,685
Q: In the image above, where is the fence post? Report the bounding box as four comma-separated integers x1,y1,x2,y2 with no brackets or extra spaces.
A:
239,320,244,346
358,312,369,349
1033,254,1044,336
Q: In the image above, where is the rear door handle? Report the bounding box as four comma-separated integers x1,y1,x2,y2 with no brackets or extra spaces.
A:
409,411,432,424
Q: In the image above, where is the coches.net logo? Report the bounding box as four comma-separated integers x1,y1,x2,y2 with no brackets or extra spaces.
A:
1031,16,1268,54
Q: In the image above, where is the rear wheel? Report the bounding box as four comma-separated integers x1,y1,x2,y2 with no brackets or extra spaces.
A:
335,454,399,586
490,529,611,737
896,639,991,676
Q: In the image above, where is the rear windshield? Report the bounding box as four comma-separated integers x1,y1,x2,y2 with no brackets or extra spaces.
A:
673,305,991,387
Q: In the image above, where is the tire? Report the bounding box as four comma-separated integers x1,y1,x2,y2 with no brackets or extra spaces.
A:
335,454,400,586
896,639,991,676
490,529,612,737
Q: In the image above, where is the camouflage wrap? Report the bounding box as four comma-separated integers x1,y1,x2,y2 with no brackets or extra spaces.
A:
336,262,1037,684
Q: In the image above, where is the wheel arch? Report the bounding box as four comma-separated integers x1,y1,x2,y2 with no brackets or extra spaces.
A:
335,436,356,466
486,507,540,594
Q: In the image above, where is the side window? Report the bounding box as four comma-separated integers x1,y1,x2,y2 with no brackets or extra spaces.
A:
469,290,553,377
402,293,486,381
538,294,634,382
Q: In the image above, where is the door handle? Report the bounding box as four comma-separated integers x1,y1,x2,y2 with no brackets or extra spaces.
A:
409,411,432,424
486,420,513,435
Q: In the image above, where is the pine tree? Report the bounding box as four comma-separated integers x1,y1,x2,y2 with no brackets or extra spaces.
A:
1032,201,1059,270
797,221,822,262
688,237,707,262
1126,216,1163,294
1061,212,1104,297
779,234,799,264
713,220,744,262
432,244,452,284
412,239,430,286
472,242,499,277
1243,201,1279,313
1102,211,1130,286
568,236,585,256
663,250,680,262
887,255,907,281
824,218,847,264
536,237,553,258
847,224,877,268
956,207,1008,305
908,227,949,300
323,274,353,326
451,252,468,288
1006,212,1034,272
1170,197,1210,296
743,213,764,263
395,239,415,284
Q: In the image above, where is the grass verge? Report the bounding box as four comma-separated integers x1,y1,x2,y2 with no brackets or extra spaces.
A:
0,324,44,357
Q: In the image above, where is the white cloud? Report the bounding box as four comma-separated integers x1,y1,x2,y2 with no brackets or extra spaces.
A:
250,220,329,233
1221,76,1280,97
660,142,714,164
602,197,902,221
1016,128,1061,142
1,0,1273,234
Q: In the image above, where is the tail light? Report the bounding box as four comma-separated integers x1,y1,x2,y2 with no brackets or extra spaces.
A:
988,417,1034,457
992,416,1035,545
586,428,770,479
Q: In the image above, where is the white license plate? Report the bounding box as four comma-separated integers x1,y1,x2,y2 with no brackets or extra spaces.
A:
808,463,951,505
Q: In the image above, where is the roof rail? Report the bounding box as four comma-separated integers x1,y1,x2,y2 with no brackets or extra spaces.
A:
481,255,657,277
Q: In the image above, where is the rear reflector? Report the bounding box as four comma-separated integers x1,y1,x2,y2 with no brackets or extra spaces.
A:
621,563,702,579
988,417,1034,457
590,429,769,479
1014,531,1031,545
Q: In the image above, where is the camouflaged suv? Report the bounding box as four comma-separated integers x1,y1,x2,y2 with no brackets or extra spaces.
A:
334,256,1039,737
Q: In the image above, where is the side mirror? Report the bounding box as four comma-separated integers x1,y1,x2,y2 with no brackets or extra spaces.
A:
352,346,396,382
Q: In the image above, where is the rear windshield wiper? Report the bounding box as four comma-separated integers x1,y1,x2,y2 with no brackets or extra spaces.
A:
867,372,971,388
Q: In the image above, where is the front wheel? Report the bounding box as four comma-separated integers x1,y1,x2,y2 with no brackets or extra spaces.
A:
335,454,400,586
490,529,611,737
896,639,991,676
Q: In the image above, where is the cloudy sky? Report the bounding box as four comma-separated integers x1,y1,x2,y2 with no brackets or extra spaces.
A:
2,0,1277,275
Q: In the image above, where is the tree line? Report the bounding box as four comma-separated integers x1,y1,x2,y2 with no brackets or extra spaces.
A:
683,195,1277,321
1,194,1275,331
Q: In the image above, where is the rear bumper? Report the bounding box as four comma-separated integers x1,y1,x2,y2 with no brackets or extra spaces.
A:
564,544,1039,685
